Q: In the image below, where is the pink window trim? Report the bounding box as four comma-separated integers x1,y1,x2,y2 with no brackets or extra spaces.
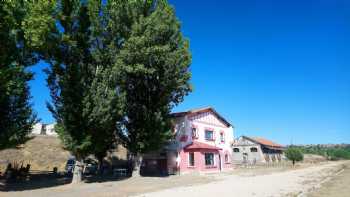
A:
204,127,215,141
220,131,225,143
187,166,196,169
191,124,199,139
205,165,217,169
224,153,230,164
188,152,195,167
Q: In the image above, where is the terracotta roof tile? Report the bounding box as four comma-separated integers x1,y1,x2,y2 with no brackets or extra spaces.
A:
170,107,232,127
244,136,284,148
184,141,222,150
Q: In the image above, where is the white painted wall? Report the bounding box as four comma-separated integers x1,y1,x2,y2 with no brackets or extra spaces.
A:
31,123,57,136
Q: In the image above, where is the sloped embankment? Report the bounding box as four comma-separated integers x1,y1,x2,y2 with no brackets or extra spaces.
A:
0,135,70,172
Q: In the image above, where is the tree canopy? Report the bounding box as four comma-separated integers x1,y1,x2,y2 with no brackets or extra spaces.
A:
115,0,192,155
23,0,191,179
0,1,37,150
285,146,304,165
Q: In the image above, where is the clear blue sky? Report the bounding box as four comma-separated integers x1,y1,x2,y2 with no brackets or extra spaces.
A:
29,0,350,145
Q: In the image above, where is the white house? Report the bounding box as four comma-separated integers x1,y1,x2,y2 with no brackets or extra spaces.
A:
32,123,57,136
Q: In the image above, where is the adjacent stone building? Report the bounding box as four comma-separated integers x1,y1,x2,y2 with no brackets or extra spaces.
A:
231,136,285,164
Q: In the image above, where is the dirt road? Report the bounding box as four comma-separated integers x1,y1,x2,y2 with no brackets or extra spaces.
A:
308,162,350,197
135,161,348,197
1,161,348,197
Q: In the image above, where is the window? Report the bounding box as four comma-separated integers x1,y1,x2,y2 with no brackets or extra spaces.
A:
204,153,214,166
188,152,195,166
250,147,258,152
191,127,198,139
220,132,225,142
233,148,240,152
225,154,229,163
205,130,214,140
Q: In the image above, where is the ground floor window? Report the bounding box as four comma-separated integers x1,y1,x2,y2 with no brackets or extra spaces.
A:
188,152,195,166
204,153,214,166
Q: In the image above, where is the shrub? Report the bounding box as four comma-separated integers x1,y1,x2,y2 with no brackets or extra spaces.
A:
285,147,304,166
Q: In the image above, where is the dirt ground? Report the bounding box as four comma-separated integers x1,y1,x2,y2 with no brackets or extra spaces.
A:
307,162,350,197
0,135,70,172
134,161,348,197
0,135,127,172
1,161,349,197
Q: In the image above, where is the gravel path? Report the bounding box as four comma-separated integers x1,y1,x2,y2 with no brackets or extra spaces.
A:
134,161,347,197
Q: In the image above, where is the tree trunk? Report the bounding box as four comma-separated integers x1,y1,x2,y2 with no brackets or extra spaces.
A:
72,159,83,184
97,156,104,175
292,160,295,166
132,154,142,177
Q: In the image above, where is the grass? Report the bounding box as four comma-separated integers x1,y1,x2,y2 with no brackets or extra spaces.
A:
0,135,70,172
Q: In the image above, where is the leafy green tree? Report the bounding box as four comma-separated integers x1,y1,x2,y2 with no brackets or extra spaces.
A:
285,146,304,166
24,0,126,182
24,0,191,179
115,0,192,176
0,0,37,150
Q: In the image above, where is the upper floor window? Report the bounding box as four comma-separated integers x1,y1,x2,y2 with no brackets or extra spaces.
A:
233,148,240,152
250,147,258,152
220,132,225,142
191,127,198,139
205,130,214,140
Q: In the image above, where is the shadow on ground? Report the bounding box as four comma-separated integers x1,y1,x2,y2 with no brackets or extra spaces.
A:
83,174,130,183
0,172,72,192
0,172,135,192
0,165,171,192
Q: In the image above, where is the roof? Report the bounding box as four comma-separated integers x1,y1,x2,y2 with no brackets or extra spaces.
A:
242,136,284,149
170,107,232,127
184,141,222,151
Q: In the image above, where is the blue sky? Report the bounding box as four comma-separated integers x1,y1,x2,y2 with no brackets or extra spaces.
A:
29,0,350,145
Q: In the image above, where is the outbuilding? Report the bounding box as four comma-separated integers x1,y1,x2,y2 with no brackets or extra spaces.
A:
231,136,285,164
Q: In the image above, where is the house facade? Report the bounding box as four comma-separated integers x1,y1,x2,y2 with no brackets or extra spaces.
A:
231,136,284,164
31,123,57,136
141,107,234,175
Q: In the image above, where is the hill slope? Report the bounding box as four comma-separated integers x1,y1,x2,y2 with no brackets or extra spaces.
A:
0,135,128,173
0,135,70,172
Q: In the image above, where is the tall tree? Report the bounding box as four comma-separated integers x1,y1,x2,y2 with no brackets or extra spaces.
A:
24,0,192,179
0,1,37,150
115,0,192,176
24,0,126,182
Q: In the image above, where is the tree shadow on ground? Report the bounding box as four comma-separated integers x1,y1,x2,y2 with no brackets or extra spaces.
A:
0,172,72,192
0,172,132,191
83,174,130,183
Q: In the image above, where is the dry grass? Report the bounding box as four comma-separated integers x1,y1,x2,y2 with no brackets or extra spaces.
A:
0,135,128,173
0,135,70,172
307,161,350,197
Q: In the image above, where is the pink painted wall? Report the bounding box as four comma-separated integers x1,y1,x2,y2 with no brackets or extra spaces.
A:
179,149,223,174
173,109,234,173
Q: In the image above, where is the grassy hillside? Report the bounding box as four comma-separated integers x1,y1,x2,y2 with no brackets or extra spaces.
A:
0,135,128,173
0,135,70,172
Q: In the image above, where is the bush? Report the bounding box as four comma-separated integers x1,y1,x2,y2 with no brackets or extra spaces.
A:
285,147,304,165
298,145,350,160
